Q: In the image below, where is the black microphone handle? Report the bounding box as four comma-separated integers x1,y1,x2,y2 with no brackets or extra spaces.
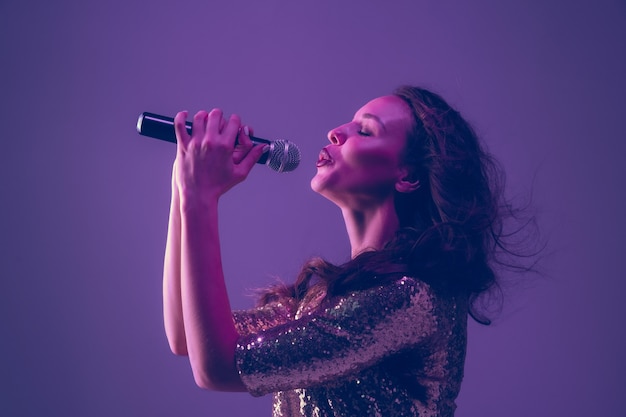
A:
137,112,271,164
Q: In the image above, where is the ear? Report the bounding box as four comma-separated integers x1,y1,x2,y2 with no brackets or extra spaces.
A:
395,168,420,193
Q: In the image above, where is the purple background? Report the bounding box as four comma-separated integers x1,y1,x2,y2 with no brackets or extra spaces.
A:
1,0,625,416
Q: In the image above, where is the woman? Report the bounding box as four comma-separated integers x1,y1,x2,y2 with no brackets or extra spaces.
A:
163,86,517,416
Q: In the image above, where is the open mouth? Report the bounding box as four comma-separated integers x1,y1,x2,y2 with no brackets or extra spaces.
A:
316,148,333,167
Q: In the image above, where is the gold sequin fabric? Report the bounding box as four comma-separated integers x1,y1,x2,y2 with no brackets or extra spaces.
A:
233,277,468,416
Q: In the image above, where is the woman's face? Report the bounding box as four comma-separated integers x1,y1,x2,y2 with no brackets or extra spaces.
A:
311,95,413,208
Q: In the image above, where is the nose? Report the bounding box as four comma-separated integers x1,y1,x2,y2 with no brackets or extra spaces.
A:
327,126,346,145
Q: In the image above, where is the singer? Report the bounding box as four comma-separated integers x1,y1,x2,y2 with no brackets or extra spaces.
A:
162,86,534,416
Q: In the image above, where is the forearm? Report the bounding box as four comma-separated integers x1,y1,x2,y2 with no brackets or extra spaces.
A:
163,182,188,355
169,108,260,391
180,196,245,391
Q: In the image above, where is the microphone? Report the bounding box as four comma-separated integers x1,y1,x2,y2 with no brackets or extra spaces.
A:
136,112,300,173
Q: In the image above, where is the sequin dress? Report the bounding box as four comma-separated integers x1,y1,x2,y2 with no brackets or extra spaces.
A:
233,277,468,416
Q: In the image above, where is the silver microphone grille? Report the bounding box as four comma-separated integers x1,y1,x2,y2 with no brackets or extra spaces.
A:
266,140,301,173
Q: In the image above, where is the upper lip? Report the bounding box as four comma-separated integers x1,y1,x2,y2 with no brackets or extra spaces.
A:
318,147,333,163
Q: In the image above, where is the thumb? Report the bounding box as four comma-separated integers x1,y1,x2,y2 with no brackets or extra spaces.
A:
236,144,269,177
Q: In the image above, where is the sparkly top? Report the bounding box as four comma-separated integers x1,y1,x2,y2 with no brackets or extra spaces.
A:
233,277,468,416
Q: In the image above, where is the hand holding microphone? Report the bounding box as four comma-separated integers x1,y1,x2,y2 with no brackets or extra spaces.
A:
171,109,275,199
137,111,300,173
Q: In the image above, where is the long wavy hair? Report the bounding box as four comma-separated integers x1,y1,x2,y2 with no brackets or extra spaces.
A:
259,86,537,324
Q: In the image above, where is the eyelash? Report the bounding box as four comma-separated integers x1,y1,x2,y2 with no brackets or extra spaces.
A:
358,129,372,136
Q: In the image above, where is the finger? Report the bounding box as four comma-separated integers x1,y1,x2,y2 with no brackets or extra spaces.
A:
234,124,253,152
235,143,269,177
173,111,190,150
206,108,223,138
232,125,254,165
238,125,254,149
192,110,209,142
222,114,241,146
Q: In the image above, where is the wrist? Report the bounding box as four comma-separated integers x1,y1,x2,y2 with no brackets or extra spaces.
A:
179,189,220,214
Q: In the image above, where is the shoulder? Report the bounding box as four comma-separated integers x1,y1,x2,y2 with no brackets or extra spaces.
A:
233,299,296,335
370,276,437,304
320,276,438,320
389,276,433,295
326,276,469,329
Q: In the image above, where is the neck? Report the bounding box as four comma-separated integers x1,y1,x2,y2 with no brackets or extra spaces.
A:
341,199,400,259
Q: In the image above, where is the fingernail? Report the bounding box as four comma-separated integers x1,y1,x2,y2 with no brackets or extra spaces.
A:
244,126,249,136
262,145,270,153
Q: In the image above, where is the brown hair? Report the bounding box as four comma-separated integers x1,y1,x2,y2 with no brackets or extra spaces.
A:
258,86,538,324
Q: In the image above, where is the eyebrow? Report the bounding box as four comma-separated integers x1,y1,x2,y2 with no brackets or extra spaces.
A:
361,113,387,132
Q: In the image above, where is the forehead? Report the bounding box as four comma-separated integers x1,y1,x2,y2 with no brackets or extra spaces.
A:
354,95,412,126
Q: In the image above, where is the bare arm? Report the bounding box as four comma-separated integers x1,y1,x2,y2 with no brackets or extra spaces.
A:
163,161,188,355
180,196,245,390
174,109,266,391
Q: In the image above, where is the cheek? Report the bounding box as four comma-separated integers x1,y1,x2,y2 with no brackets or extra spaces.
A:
342,142,399,170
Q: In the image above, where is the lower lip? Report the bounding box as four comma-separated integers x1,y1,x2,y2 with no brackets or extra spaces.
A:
316,159,332,167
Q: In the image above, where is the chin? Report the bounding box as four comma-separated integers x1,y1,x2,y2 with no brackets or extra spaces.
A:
310,180,325,197
310,172,325,194
310,176,333,200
